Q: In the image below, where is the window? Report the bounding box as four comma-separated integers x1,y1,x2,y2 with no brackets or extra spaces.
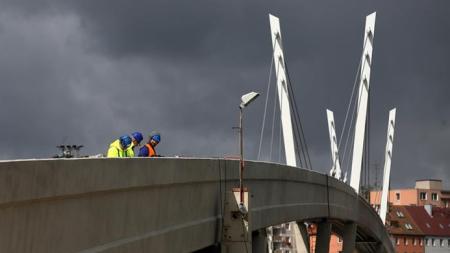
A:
413,238,417,246
396,193,400,200
448,239,450,247
391,220,399,227
426,223,431,228
405,237,408,245
396,237,400,245
439,224,444,229
285,223,290,230
432,238,436,247
396,211,404,217
431,193,438,201
426,238,430,246
420,192,427,200
441,239,445,247
420,239,423,246
405,223,413,230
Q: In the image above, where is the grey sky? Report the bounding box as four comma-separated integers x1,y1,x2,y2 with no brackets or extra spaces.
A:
0,0,449,188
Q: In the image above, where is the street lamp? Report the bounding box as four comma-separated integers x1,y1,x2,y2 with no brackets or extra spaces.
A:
238,91,259,209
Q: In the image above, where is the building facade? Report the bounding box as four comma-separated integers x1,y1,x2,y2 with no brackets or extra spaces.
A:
405,206,450,253
267,223,296,252
371,179,448,208
387,205,425,253
369,179,450,253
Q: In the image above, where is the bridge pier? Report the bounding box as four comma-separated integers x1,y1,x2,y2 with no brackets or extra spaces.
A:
221,189,251,253
294,222,310,253
342,222,357,253
252,229,268,253
315,220,332,253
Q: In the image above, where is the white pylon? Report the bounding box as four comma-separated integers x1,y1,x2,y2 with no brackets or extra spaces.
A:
349,12,376,193
269,14,297,167
268,14,308,253
379,108,396,224
327,109,342,180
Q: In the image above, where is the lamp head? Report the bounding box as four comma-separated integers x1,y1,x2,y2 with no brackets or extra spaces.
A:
240,91,260,109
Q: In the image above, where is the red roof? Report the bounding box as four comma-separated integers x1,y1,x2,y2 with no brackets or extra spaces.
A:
405,206,450,237
441,191,450,199
387,206,424,236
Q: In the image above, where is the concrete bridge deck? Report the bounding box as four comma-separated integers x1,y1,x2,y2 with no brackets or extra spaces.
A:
0,158,394,252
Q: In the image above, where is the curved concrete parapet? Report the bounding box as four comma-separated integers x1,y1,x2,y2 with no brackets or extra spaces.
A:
0,158,394,253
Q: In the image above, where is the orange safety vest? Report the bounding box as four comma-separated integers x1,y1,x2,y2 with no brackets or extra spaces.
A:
145,144,157,157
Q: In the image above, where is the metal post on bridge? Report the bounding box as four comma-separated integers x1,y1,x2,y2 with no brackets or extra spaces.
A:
220,92,260,253
221,188,251,253
342,222,357,253
315,220,332,253
252,229,268,253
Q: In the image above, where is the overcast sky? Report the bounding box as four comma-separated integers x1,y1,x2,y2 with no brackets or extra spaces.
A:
0,0,449,189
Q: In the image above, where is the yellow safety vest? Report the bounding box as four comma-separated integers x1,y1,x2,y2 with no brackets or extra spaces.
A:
107,139,131,158
126,143,136,157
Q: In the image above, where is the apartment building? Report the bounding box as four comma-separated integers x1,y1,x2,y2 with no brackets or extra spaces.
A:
370,179,449,208
267,223,296,252
405,205,450,253
387,206,425,253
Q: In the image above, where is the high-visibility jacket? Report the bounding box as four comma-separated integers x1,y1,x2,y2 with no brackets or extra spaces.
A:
107,139,132,158
138,144,157,157
126,143,137,157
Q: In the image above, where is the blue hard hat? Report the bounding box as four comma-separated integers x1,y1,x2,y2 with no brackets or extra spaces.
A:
119,135,132,149
131,132,143,144
150,132,161,143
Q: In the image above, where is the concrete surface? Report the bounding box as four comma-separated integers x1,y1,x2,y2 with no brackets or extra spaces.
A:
0,158,394,253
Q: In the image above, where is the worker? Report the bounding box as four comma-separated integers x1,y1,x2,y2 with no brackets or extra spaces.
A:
128,131,144,157
107,135,133,157
138,132,161,157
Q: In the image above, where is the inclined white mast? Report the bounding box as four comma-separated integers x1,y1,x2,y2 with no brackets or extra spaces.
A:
327,109,342,180
379,108,397,224
269,14,297,167
268,14,310,253
349,12,376,193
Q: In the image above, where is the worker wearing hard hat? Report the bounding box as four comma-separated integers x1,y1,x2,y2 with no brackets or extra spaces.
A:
128,131,143,157
107,135,133,157
138,132,161,157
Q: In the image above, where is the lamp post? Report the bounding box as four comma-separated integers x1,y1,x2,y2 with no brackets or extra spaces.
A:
238,91,260,206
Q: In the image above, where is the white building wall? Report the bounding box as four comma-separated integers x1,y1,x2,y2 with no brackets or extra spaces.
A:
424,236,450,253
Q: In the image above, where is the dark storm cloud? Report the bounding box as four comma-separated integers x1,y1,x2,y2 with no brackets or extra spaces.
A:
0,0,449,188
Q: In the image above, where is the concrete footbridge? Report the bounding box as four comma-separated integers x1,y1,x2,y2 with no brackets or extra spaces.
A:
0,158,394,253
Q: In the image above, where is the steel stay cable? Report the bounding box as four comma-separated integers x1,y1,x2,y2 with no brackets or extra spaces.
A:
265,31,312,168
276,33,313,169
340,34,371,178
338,34,369,151
283,62,307,168
257,51,275,160
286,78,307,168
277,66,284,163
269,57,282,161
292,113,304,168
284,61,312,169
269,89,277,161
257,39,277,160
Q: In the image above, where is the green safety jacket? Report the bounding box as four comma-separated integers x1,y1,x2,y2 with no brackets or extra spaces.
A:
107,139,132,158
